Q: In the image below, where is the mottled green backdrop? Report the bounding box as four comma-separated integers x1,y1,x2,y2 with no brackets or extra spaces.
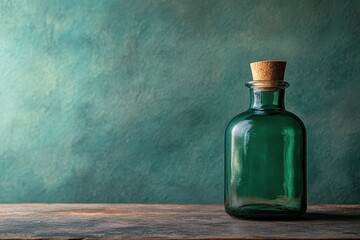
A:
0,0,359,203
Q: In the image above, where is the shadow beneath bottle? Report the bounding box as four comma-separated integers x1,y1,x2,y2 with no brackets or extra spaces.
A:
297,212,360,222
232,212,360,222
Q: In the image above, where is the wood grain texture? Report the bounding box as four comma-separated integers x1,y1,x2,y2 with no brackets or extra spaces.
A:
0,204,359,239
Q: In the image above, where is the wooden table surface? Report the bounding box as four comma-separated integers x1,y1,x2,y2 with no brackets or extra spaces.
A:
0,204,359,239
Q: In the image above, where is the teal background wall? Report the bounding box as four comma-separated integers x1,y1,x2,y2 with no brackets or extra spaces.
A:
0,0,359,203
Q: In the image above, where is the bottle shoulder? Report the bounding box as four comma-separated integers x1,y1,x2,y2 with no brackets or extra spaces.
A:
282,110,306,129
226,109,306,132
226,111,253,130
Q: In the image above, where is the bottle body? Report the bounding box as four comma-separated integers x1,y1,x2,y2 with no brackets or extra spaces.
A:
224,89,306,219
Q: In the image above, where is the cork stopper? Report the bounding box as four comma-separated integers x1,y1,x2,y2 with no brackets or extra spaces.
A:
250,60,286,81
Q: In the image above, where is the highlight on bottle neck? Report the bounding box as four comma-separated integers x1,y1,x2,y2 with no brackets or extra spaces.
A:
246,60,289,90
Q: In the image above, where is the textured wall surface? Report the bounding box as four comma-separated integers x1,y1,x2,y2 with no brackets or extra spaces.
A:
0,0,359,203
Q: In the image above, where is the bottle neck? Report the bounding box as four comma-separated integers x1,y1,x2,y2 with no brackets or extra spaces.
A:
249,88,285,110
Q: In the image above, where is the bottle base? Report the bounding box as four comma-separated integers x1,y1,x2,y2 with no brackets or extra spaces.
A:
225,204,307,220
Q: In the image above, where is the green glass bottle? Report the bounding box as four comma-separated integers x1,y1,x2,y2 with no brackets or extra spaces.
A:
224,60,306,219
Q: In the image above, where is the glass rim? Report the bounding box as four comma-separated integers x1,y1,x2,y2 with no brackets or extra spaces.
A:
245,80,290,89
